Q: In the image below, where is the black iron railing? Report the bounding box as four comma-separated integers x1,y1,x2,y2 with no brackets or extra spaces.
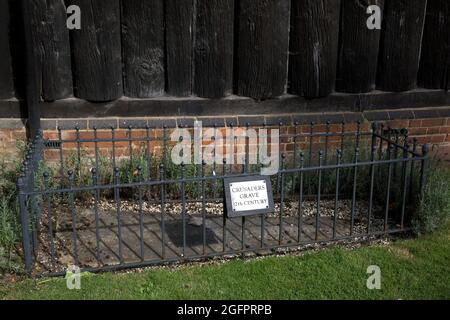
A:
17,122,429,276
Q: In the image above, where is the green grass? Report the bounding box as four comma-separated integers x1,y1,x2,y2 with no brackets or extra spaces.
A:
1,223,449,300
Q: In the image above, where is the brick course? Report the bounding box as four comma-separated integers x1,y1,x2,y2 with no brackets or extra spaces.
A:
1,107,450,161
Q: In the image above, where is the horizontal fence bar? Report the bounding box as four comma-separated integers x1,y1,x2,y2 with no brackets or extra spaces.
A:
25,156,426,195
51,131,372,147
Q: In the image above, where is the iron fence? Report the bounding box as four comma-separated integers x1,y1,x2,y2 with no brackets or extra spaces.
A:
17,121,429,276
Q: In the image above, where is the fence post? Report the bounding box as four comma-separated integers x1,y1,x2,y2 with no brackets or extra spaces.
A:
17,177,33,274
370,122,378,161
419,144,430,198
409,138,418,201
399,134,409,229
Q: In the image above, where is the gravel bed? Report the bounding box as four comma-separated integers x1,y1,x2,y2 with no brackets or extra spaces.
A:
53,197,382,220
30,197,388,275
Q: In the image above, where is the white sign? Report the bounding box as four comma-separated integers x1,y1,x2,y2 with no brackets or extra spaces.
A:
229,180,269,212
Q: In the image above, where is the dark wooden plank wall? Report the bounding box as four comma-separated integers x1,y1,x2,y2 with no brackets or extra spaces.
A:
337,0,384,93
29,0,72,101
122,0,165,97
289,0,341,98
418,0,450,90
1,0,449,109
377,0,428,92
194,0,234,98
166,0,194,97
237,0,290,100
0,0,14,99
67,0,123,101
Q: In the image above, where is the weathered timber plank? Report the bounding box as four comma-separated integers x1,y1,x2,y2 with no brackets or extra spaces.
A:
166,0,194,96
68,0,123,101
122,0,165,97
0,0,15,99
418,0,450,90
29,0,73,101
289,0,341,98
237,0,290,100
377,0,427,91
194,0,234,98
337,0,384,93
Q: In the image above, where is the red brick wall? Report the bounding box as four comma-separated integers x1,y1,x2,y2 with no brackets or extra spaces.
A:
1,109,450,163
0,127,26,161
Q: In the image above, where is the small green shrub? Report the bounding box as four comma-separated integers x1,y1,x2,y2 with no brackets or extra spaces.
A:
0,140,28,273
0,194,21,272
412,163,450,235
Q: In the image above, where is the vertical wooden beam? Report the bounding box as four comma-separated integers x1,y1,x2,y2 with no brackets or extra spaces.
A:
418,0,450,90
0,0,14,99
194,0,234,98
237,0,290,100
22,0,41,137
377,0,427,92
68,0,123,101
122,0,165,98
289,0,341,98
166,0,194,97
337,0,384,93
29,0,73,101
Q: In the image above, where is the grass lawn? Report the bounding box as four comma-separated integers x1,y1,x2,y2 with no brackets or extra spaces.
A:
0,223,449,300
